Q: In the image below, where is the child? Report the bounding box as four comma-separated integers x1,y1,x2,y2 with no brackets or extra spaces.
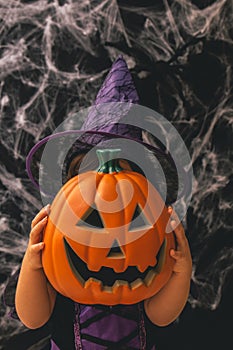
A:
15,153,192,349
13,57,192,349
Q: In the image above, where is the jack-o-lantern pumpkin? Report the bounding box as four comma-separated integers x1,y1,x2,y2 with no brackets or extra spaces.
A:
42,149,175,305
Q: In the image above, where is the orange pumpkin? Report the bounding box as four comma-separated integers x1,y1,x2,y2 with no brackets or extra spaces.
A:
42,149,175,305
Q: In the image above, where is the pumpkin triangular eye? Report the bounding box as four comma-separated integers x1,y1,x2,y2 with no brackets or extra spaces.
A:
107,239,125,258
129,204,151,231
77,206,104,229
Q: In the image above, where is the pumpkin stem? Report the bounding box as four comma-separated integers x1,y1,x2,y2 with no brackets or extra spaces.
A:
96,149,123,173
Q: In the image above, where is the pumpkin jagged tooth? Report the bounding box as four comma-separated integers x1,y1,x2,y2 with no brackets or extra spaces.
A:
103,285,113,293
149,256,157,268
136,257,156,273
113,279,129,287
144,270,157,287
86,262,102,272
130,278,144,290
84,277,103,291
111,280,129,293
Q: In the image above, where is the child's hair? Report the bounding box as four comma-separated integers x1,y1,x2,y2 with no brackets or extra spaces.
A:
65,152,145,182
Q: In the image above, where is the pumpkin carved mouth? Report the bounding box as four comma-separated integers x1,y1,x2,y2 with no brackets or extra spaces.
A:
64,238,167,292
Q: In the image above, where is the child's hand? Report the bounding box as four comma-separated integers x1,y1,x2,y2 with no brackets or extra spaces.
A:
168,206,192,277
26,205,50,270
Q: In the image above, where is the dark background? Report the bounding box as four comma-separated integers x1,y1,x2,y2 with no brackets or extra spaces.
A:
0,1,232,349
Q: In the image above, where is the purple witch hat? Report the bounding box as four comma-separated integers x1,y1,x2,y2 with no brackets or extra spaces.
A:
26,56,151,184
26,56,184,203
64,56,143,168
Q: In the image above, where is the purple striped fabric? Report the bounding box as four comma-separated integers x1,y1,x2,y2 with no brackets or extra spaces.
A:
74,303,148,350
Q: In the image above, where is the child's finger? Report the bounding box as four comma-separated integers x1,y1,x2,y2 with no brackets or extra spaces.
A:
168,206,173,214
31,205,50,228
167,206,181,233
166,206,175,233
170,248,183,260
30,242,45,253
170,219,187,252
30,216,48,244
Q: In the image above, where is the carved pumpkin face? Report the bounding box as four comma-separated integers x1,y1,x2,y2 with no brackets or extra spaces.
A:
42,150,175,305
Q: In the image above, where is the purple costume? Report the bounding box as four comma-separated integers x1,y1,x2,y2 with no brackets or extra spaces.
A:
50,302,155,350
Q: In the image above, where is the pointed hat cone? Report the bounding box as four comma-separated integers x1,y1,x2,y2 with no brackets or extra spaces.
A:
95,55,140,105
80,56,141,140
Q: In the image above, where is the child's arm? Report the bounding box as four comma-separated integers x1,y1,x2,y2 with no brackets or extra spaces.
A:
15,205,57,329
144,207,192,326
